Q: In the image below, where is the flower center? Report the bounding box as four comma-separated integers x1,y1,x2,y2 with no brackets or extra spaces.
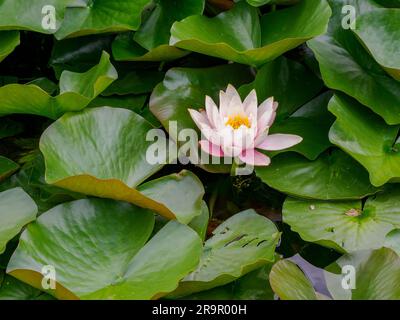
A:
226,114,251,130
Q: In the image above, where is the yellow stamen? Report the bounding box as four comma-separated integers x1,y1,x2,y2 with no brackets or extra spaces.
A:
226,114,251,130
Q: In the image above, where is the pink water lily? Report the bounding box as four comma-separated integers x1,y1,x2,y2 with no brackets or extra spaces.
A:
188,84,303,166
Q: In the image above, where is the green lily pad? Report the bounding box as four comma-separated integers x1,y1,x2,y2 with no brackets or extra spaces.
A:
256,149,379,200
0,157,19,182
0,275,54,300
0,0,68,34
239,56,323,119
269,260,317,300
268,92,334,160
308,0,400,125
55,0,152,39
169,210,280,297
354,8,400,81
112,0,204,61
0,188,37,254
0,51,117,119
325,248,400,300
170,0,331,67
0,31,19,62
7,198,203,300
283,186,400,253
328,94,400,187
39,106,204,223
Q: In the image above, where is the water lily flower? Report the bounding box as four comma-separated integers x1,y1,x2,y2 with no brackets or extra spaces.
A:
188,84,303,166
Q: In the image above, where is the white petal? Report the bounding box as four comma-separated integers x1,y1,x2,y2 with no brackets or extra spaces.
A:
257,97,276,135
243,89,257,119
257,134,303,151
205,96,222,129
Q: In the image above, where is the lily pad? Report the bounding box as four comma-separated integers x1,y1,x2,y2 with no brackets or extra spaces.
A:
268,92,334,160
0,31,19,62
283,186,400,253
0,157,19,182
170,0,331,67
269,260,317,300
256,149,379,200
0,188,38,254
39,106,204,223
354,8,400,81
0,51,117,119
328,94,400,187
239,56,323,119
7,198,203,300
169,209,280,297
308,0,400,125
55,0,153,39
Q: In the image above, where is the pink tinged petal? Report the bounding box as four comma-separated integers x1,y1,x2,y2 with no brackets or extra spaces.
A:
256,134,303,151
199,140,224,157
239,149,271,166
221,84,243,118
189,108,211,129
257,97,276,134
243,89,258,118
205,96,222,129
268,102,279,127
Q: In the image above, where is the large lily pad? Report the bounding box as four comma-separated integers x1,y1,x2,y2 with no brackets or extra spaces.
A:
283,186,400,253
0,52,117,119
328,94,400,187
354,8,400,81
268,92,334,160
170,0,331,67
55,0,153,39
256,149,379,200
39,106,204,223
239,56,323,119
0,31,19,62
0,188,37,254
308,0,400,125
7,198,203,300
169,210,280,297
